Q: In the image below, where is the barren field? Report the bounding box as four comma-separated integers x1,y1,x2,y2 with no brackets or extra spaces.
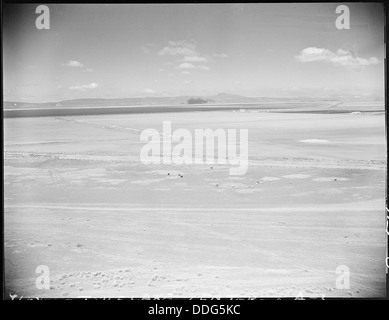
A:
3,109,386,298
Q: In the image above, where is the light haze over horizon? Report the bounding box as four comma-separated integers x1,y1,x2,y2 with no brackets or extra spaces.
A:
3,3,385,102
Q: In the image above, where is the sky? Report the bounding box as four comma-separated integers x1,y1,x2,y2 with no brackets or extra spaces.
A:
3,3,385,102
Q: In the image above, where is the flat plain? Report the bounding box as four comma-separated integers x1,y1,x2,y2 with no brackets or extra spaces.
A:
3,107,386,298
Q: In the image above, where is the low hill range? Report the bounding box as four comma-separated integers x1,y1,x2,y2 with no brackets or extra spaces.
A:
4,93,329,110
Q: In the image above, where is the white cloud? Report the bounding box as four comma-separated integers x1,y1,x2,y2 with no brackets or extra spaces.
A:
142,88,156,94
182,56,208,62
141,46,151,54
213,53,228,58
167,40,196,50
62,60,84,67
159,40,216,73
159,47,194,56
176,62,209,70
183,80,192,84
158,40,197,56
295,47,380,71
181,70,191,75
69,82,99,91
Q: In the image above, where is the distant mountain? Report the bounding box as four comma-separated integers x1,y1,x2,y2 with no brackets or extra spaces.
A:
3,93,265,109
3,93,383,110
4,97,188,109
206,93,260,103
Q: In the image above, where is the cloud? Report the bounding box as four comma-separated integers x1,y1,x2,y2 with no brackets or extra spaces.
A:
213,53,228,58
295,47,380,71
69,82,98,91
62,60,84,67
142,88,155,94
182,56,207,62
176,62,209,70
141,46,151,54
158,41,196,56
159,40,216,72
183,80,192,84
181,70,191,75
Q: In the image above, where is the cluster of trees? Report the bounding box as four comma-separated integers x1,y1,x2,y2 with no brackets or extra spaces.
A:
187,98,208,104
